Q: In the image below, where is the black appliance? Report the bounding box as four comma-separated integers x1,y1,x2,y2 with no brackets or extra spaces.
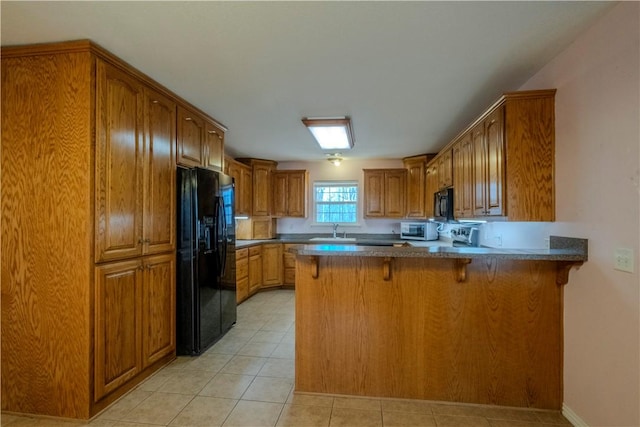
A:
176,167,236,355
434,188,454,222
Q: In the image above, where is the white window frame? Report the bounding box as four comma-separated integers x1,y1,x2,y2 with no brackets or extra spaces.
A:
312,180,360,226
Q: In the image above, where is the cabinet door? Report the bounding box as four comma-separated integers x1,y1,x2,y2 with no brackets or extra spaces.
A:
237,277,249,304
141,254,176,369
272,172,288,218
472,124,487,216
252,162,273,216
364,170,385,217
453,133,473,218
384,170,407,217
287,171,307,218
204,122,224,171
95,259,142,400
177,106,204,167
240,166,253,217
485,108,505,216
425,162,438,218
283,244,297,286
404,157,426,218
249,252,263,294
438,150,453,188
143,88,176,255
95,60,144,263
262,243,283,287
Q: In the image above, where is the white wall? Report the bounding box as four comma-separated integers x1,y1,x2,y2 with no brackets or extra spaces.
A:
276,158,405,235
496,3,639,426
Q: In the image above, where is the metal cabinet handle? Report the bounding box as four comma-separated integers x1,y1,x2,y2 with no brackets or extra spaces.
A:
184,117,193,121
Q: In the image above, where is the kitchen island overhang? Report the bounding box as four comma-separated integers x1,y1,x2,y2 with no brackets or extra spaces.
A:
290,236,587,410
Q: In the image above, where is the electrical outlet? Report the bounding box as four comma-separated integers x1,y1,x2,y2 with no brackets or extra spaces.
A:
614,248,635,273
494,234,502,247
544,238,550,249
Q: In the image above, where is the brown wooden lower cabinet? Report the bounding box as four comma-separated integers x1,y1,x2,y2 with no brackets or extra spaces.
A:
94,253,175,401
236,248,249,303
262,243,283,287
248,246,263,295
283,244,297,286
295,255,563,409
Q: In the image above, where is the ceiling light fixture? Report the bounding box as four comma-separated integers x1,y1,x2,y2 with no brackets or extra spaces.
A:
326,153,343,167
302,117,354,150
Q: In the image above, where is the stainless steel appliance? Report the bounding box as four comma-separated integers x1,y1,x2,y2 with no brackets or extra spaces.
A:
400,221,439,241
434,188,454,222
176,167,236,355
451,226,480,247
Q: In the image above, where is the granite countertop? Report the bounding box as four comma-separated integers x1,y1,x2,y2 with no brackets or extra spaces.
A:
286,236,588,262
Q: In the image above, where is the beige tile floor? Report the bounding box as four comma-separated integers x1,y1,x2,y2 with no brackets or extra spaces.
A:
2,289,572,427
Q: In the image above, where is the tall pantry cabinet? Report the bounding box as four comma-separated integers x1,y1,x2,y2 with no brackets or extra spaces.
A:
1,41,177,419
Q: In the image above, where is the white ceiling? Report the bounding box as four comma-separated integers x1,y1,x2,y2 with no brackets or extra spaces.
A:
1,1,613,162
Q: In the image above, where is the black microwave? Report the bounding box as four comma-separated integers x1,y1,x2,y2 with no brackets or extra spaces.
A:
434,188,454,222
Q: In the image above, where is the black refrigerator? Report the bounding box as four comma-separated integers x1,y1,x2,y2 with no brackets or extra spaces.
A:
176,167,236,355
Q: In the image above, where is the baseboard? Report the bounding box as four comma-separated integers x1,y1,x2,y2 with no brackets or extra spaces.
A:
563,403,589,427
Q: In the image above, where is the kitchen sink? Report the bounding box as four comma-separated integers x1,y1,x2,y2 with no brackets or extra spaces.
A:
309,237,357,242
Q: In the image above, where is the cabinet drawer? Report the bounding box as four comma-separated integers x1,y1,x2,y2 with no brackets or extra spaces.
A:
249,245,262,257
283,253,296,269
236,257,248,279
236,248,248,259
284,268,296,285
236,277,249,304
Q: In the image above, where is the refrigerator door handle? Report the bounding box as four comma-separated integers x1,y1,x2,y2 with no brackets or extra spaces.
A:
219,197,228,277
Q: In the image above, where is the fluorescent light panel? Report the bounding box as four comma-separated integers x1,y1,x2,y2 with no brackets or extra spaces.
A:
302,117,354,150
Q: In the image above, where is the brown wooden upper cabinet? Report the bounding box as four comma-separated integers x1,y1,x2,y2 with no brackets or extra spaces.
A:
473,107,504,217
363,169,407,218
95,60,176,263
204,122,225,172
437,90,555,221
177,105,226,171
226,157,252,217
176,105,205,167
452,132,473,219
403,154,436,218
238,159,278,217
437,150,453,189
272,170,308,218
425,161,439,218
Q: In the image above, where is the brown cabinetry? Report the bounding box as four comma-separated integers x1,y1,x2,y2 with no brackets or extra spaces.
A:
94,254,175,401
176,105,205,167
472,107,505,216
177,105,227,171
94,259,142,400
262,243,283,287
236,248,249,303
226,157,252,217
249,245,263,295
363,169,407,218
403,154,435,218
204,122,224,171
272,170,308,218
283,244,297,286
452,132,474,219
95,64,176,263
437,150,453,189
425,161,439,218
239,159,277,216
1,41,194,419
441,92,552,221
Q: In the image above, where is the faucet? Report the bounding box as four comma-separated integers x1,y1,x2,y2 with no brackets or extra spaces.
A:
332,223,339,238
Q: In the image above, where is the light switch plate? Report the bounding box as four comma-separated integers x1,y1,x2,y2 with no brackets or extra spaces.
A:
614,248,634,273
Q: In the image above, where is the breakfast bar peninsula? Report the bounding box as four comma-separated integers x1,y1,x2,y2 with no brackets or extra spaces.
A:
290,237,587,410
